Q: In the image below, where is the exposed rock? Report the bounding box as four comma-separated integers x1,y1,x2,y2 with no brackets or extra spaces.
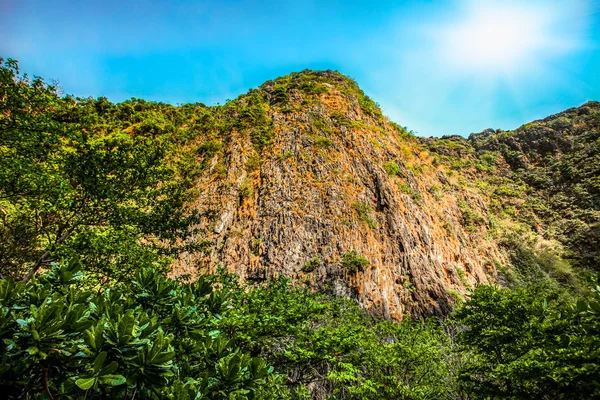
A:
173,71,504,318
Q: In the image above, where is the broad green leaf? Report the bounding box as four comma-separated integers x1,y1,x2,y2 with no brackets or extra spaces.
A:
93,352,107,373
99,374,126,386
76,377,96,390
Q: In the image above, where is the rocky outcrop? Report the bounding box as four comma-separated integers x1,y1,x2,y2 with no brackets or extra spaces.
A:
174,71,504,318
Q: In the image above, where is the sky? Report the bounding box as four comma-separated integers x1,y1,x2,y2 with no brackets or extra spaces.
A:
1,0,599,137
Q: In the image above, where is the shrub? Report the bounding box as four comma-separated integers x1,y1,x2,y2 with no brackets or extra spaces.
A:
397,182,422,203
277,151,294,162
458,200,486,231
383,161,401,176
296,81,329,96
357,93,382,118
198,139,224,157
245,153,262,171
389,121,415,139
341,250,369,272
239,179,254,199
353,202,377,228
271,84,289,106
301,257,321,273
0,261,282,399
456,268,468,286
239,93,274,151
314,136,334,148
312,116,335,135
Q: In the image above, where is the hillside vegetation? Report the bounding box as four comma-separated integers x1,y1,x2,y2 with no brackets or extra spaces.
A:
425,101,600,285
1,58,599,399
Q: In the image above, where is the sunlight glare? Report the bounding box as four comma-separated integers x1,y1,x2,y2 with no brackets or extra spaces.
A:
436,1,567,76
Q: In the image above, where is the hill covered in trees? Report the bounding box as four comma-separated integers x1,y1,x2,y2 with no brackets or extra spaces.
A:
1,58,599,399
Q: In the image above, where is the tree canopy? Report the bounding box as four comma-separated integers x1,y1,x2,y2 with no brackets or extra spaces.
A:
0,58,198,281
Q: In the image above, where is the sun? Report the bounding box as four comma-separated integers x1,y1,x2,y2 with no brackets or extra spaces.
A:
435,1,564,77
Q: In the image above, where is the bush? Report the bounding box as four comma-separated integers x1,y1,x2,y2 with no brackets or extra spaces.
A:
0,261,283,399
271,84,289,106
383,161,400,176
301,257,321,273
341,250,369,272
314,136,333,148
458,200,486,232
357,93,382,118
239,179,254,199
239,93,274,151
353,202,377,228
311,116,335,135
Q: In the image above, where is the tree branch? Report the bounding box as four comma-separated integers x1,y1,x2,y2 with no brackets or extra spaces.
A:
23,213,83,282
43,366,54,400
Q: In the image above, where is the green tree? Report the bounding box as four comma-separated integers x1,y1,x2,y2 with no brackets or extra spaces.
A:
453,284,600,399
0,260,285,399
0,58,197,281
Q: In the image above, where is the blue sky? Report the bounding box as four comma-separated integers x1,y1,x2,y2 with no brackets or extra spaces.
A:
1,0,599,137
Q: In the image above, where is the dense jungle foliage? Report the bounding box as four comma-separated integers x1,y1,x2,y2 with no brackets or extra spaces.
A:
1,59,600,399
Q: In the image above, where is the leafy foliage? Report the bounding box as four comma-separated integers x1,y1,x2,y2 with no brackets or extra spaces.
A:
352,202,377,229
301,258,321,273
0,261,284,399
453,283,600,399
383,161,401,176
341,250,370,272
0,58,198,281
0,260,464,399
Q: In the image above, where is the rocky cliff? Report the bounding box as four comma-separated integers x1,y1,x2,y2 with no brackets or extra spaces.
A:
172,71,509,318
170,70,598,318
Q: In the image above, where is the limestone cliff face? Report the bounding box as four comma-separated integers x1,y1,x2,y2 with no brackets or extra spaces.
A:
173,71,504,318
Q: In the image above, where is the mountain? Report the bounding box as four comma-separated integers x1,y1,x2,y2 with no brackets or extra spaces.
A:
3,60,600,399
425,101,600,281
169,69,599,317
2,60,597,318
469,102,600,271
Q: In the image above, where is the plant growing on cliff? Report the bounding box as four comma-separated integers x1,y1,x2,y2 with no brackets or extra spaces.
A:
301,257,321,273
314,135,333,148
239,179,255,200
239,92,274,152
311,115,335,136
271,84,289,106
458,200,486,232
383,160,401,176
357,93,382,118
341,250,369,272
353,202,377,229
